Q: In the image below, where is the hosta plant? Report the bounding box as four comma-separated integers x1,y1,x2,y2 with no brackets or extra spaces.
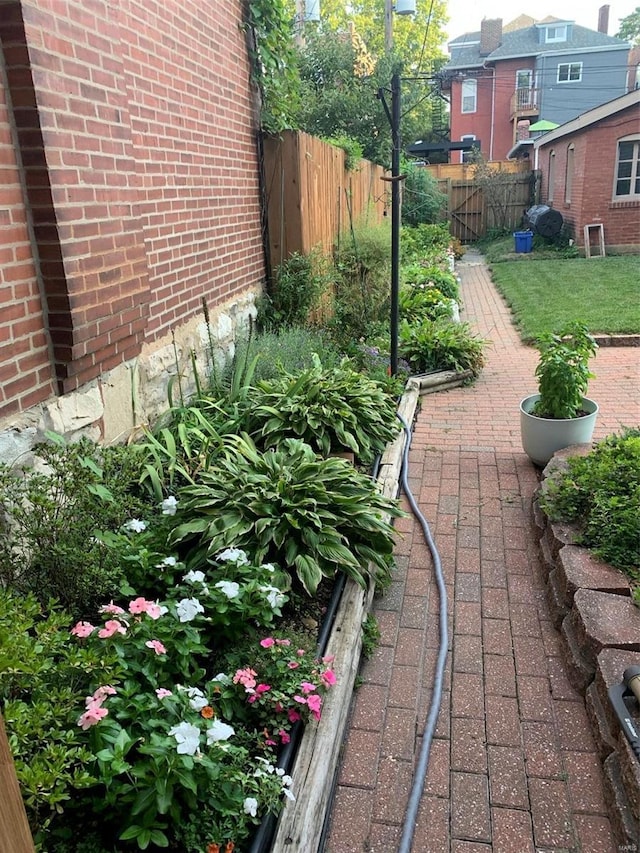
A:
170,435,403,595
247,355,400,462
399,318,487,377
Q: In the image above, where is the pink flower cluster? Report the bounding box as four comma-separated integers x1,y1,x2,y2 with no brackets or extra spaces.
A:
70,597,166,642
78,685,116,730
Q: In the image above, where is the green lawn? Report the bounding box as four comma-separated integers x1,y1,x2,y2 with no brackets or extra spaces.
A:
483,249,640,342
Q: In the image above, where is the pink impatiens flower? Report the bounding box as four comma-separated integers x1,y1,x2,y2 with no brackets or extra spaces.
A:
300,681,316,695
156,688,173,699
145,639,167,655
98,620,127,639
321,669,337,688
99,601,125,616
128,597,151,615
288,708,302,723
78,705,108,729
287,661,300,670
307,694,322,720
279,729,291,744
144,601,164,620
89,685,117,706
233,668,258,691
260,637,275,648
71,621,95,638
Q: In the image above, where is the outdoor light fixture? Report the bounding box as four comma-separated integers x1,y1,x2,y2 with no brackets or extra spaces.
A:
395,0,416,14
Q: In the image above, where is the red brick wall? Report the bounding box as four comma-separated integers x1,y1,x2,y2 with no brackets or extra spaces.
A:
449,60,534,161
0,0,264,418
537,107,640,248
0,22,57,418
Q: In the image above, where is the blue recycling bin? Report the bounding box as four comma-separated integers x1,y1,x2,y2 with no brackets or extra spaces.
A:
514,230,533,253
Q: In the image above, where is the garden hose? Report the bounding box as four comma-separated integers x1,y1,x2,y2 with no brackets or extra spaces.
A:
396,412,449,853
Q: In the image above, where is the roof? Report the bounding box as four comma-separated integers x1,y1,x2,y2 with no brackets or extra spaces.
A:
533,89,640,148
444,18,630,71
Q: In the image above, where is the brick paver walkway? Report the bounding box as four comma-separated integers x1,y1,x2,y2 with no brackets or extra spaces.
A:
324,251,640,852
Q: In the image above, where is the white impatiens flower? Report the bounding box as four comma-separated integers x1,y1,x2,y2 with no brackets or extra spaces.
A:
243,797,258,817
183,570,207,585
156,556,177,570
168,721,200,755
175,598,204,623
261,563,275,573
211,672,231,685
206,719,235,744
124,518,147,533
216,547,249,565
177,685,209,712
260,585,285,609
215,580,240,599
161,496,178,516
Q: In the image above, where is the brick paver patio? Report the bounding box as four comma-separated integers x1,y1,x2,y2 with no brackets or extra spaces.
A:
324,250,640,852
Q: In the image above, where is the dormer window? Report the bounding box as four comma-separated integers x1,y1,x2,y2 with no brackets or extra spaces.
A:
544,24,567,42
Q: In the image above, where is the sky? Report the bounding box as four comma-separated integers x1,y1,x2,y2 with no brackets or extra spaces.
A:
443,0,638,43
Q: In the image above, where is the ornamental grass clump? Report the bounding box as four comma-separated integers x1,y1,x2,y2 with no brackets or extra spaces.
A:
170,435,403,595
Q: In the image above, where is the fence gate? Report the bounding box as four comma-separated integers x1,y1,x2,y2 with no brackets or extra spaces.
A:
448,182,485,242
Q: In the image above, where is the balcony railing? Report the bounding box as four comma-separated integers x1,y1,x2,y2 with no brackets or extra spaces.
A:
510,87,540,118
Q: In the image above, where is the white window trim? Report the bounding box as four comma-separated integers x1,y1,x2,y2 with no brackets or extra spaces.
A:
565,144,575,205
548,149,556,203
545,24,567,42
557,62,582,83
461,79,477,114
613,134,640,201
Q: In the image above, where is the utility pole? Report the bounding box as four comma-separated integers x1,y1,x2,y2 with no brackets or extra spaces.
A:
384,0,393,52
389,72,401,377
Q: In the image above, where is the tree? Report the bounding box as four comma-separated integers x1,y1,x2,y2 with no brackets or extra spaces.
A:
616,6,640,44
295,1,450,166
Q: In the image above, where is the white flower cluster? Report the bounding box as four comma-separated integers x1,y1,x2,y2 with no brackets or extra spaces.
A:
254,757,295,802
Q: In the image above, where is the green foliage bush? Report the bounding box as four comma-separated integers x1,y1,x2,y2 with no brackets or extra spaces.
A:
401,161,447,226
533,322,598,419
401,223,452,263
231,326,342,384
246,355,399,463
539,429,640,580
330,221,392,344
402,263,459,301
257,249,331,330
399,285,455,325
170,435,403,596
0,435,147,617
398,319,487,377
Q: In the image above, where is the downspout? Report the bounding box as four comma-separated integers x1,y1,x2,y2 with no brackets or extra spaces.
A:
483,60,496,160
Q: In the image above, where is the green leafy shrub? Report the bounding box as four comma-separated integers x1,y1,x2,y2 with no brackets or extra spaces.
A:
399,284,455,325
533,322,598,419
170,435,403,595
401,223,452,263
247,355,399,463
401,161,447,226
331,221,391,344
539,429,640,579
0,435,147,616
323,134,364,171
402,263,459,301
398,319,487,377
257,249,331,330
0,592,117,845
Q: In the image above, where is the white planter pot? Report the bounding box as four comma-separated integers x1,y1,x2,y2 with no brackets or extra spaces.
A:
520,394,599,467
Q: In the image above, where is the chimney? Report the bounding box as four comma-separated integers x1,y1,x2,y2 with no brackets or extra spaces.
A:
480,18,503,56
598,5,610,34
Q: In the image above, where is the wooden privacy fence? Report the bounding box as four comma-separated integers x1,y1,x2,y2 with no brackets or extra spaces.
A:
262,131,387,274
425,162,535,242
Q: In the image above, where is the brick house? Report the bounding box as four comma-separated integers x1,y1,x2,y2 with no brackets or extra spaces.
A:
533,89,640,253
0,0,264,451
440,9,631,162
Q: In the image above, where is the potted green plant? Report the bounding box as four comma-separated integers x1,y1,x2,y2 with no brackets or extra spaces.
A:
520,322,599,467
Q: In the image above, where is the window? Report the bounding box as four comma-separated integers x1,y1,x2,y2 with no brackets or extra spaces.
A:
461,79,477,113
565,144,575,204
548,150,556,203
545,24,567,42
461,135,476,164
614,136,640,199
557,63,582,83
